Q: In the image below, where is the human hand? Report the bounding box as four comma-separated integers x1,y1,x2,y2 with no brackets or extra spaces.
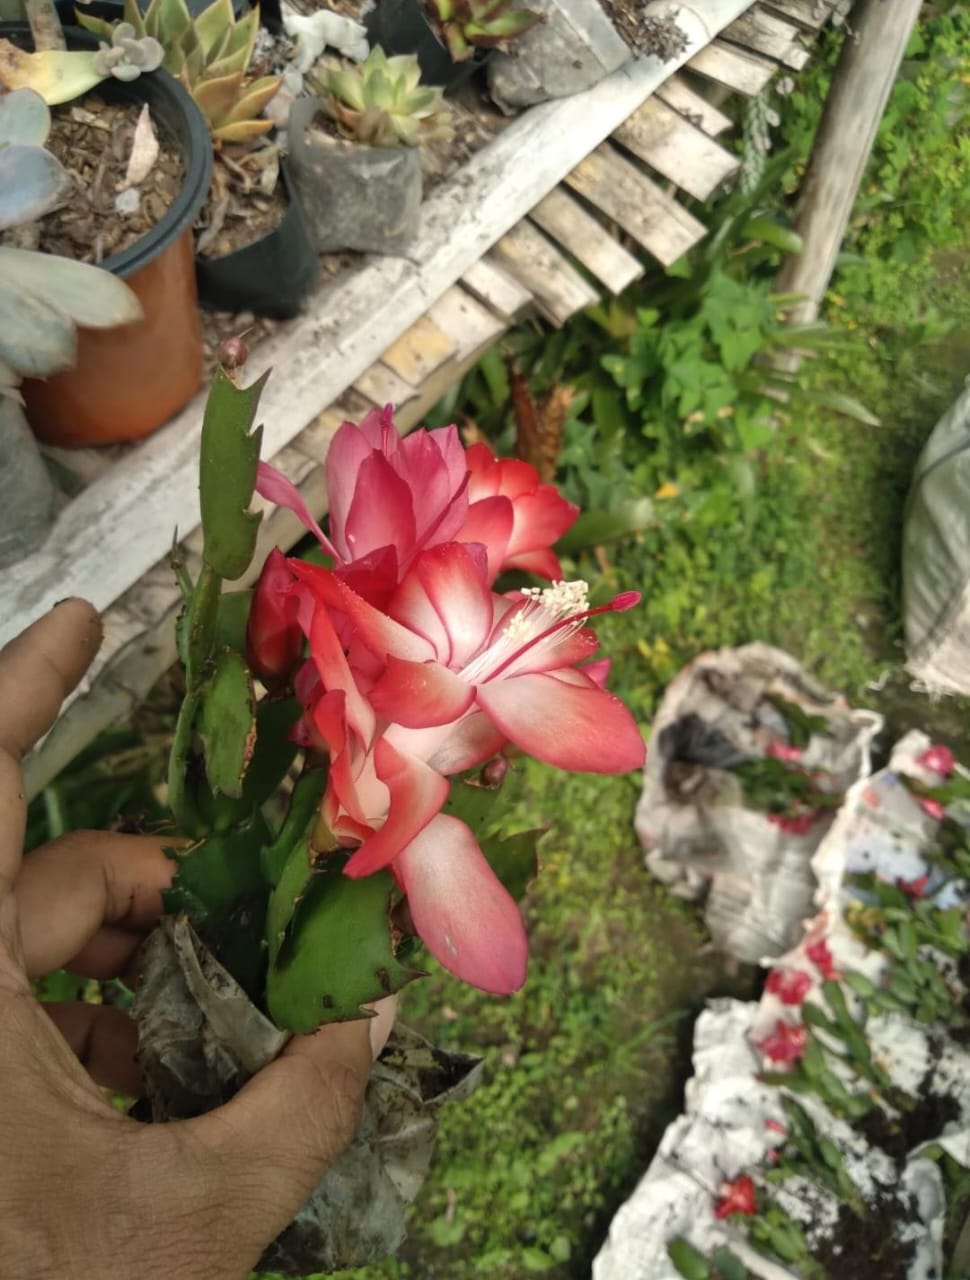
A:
0,599,393,1280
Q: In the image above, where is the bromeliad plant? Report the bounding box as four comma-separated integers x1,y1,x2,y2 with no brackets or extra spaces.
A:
163,348,644,1032
425,0,541,62
309,47,451,148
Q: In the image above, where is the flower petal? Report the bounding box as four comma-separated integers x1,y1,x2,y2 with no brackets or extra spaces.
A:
344,451,417,564
343,738,448,877
507,487,579,558
386,710,507,776
395,813,528,994
256,462,336,558
503,546,564,582
414,542,493,668
292,561,434,664
475,668,645,773
369,655,476,728
458,495,514,583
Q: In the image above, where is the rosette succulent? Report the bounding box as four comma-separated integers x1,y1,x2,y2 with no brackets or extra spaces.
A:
91,22,163,82
310,47,450,147
426,0,541,61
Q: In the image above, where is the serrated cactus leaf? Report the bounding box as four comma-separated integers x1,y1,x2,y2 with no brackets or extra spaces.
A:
0,281,76,377
260,767,327,885
198,368,266,580
267,851,419,1032
0,144,70,229
0,87,50,145
0,247,141,327
193,0,234,58
162,810,270,921
240,695,301,812
198,647,256,799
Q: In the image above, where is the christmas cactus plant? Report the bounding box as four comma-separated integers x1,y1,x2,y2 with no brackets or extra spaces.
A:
162,347,644,1031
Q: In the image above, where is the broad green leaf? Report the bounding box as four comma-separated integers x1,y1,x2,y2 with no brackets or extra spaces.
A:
162,810,270,920
198,369,267,580
0,87,50,145
199,648,256,799
791,385,881,426
666,1238,711,1280
740,215,804,256
0,247,140,328
267,851,419,1032
556,498,654,553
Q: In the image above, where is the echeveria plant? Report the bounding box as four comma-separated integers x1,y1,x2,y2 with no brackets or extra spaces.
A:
426,0,541,62
163,355,644,1033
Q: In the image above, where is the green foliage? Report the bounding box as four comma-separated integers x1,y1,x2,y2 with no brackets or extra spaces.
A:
426,0,540,61
199,369,266,581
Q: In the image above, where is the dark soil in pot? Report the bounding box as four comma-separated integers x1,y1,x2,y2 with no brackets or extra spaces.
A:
813,1187,919,1280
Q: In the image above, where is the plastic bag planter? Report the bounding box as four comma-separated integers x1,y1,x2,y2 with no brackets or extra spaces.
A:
287,98,422,257
486,0,631,111
134,916,483,1275
364,0,487,92
195,158,320,320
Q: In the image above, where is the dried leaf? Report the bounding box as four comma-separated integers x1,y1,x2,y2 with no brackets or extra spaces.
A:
121,102,159,189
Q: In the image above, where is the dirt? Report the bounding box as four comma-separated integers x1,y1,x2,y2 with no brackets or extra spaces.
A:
597,2,689,58
814,1189,919,1280
859,1052,962,1168
32,96,183,264
195,148,288,259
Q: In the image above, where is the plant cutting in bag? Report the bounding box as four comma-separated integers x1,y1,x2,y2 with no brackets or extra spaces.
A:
0,4,211,444
141,342,646,1270
289,45,449,256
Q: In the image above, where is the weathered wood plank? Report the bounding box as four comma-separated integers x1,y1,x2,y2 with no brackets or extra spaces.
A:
426,284,506,354
565,144,707,266
689,38,779,95
760,0,843,32
0,1,757,653
354,361,420,409
722,6,811,69
381,313,457,385
491,221,600,325
612,97,739,200
656,74,734,136
529,187,643,294
460,256,535,320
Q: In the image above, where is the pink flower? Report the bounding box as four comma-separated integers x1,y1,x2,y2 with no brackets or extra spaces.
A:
246,548,302,687
898,874,931,899
754,1019,807,1066
805,938,839,980
918,744,955,778
767,811,817,836
459,442,578,583
765,968,812,1005
765,1119,786,1135
292,545,645,782
920,797,946,822
714,1175,757,1219
766,740,803,762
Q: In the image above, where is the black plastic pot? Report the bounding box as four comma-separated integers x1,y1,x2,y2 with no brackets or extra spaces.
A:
287,98,422,258
5,23,213,445
195,159,319,319
364,0,488,91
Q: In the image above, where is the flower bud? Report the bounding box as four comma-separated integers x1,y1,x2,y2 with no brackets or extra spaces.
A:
246,548,302,687
479,755,509,789
219,335,249,372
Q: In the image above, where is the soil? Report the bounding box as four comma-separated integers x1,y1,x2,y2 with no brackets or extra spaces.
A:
597,1,689,58
29,96,183,264
194,149,288,259
813,1189,919,1280
858,1056,962,1167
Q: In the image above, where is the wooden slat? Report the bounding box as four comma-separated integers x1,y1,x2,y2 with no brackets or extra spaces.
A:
529,187,642,294
722,6,811,69
460,256,535,320
689,39,779,95
760,0,844,31
491,222,600,326
381,313,457,385
353,361,420,409
565,144,707,267
426,284,506,354
656,74,734,136
2,0,758,654
613,98,739,201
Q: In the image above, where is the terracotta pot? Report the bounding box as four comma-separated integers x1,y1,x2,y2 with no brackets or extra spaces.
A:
8,25,213,448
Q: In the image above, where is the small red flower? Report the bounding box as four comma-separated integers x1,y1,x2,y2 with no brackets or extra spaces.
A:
754,1019,807,1066
765,968,812,1005
917,744,955,778
897,874,931,899
806,938,839,980
714,1175,758,1219
766,740,804,762
765,1119,786,1135
919,797,946,822
767,811,817,835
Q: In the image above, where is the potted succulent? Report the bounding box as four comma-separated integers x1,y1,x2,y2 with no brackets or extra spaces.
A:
365,0,539,92
0,7,212,446
0,88,139,558
78,0,320,318
288,46,450,256
486,0,688,111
